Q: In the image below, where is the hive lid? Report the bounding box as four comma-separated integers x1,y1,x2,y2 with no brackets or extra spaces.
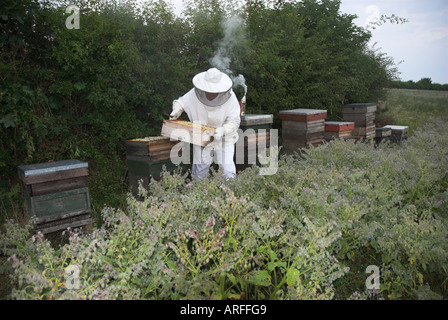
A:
128,136,171,142
241,114,273,121
18,159,88,177
382,125,409,130
376,127,392,131
279,109,327,122
240,114,274,126
342,103,376,107
279,109,327,115
325,121,355,126
342,103,377,113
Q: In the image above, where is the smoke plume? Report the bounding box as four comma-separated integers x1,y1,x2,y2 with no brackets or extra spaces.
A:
210,15,247,96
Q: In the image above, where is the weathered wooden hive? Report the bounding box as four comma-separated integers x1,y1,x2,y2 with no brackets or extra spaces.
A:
125,136,188,196
382,125,409,143
17,159,93,235
341,103,377,140
279,109,327,151
235,114,274,171
375,127,392,144
324,121,355,141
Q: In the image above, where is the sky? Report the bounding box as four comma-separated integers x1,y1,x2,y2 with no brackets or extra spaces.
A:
167,0,448,84
339,0,448,84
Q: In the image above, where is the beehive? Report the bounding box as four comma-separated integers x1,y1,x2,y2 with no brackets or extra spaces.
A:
18,159,93,235
324,121,355,141
125,136,189,195
235,114,274,171
371,127,389,146
382,125,409,143
342,103,377,140
279,109,327,151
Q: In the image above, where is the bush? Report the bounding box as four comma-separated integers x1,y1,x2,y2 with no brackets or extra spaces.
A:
1,120,447,300
1,0,402,229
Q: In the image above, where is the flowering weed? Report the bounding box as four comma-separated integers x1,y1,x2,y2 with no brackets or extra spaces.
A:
1,120,447,299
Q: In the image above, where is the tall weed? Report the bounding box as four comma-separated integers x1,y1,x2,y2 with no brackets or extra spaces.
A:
1,120,447,300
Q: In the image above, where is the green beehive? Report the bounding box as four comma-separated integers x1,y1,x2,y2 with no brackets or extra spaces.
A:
18,159,93,235
125,136,190,196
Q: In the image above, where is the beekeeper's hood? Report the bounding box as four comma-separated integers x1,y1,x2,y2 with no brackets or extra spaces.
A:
193,68,233,108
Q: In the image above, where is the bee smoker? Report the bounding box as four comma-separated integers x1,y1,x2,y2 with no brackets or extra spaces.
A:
239,95,246,116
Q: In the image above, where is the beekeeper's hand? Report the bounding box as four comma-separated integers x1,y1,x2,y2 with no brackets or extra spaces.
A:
169,101,184,120
213,127,224,139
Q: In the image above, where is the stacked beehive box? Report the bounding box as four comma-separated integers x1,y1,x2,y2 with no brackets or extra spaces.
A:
235,114,274,171
324,121,355,141
375,127,392,144
279,109,327,152
341,103,377,140
125,136,188,196
18,160,93,235
382,125,409,143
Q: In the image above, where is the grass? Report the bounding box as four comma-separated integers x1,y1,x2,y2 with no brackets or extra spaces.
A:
376,88,448,134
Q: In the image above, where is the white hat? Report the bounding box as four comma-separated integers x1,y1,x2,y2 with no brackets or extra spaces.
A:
192,68,233,93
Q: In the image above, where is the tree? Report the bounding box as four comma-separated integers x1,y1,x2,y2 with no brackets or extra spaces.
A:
416,78,432,90
0,0,402,215
243,0,390,120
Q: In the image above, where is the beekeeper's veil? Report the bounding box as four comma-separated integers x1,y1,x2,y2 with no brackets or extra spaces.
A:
193,68,233,108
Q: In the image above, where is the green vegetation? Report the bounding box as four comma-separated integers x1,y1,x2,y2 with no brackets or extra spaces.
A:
1,120,447,300
376,88,448,133
1,0,398,222
2,0,447,301
388,78,448,91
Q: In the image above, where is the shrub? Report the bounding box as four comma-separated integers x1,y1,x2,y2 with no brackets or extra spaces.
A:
1,120,447,300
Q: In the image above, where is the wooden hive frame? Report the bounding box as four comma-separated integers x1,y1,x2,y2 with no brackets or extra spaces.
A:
161,120,216,147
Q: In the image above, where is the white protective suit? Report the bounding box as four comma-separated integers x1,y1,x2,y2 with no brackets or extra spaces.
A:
172,86,241,180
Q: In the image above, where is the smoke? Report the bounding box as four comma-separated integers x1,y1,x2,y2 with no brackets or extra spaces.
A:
210,15,247,96
231,74,247,96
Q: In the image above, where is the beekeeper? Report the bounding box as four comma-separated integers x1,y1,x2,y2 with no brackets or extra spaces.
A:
170,68,241,180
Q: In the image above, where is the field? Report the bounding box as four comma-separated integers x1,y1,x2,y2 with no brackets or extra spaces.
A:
0,89,447,301
376,88,448,132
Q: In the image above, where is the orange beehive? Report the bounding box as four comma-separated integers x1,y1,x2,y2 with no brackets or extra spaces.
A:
324,121,355,141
